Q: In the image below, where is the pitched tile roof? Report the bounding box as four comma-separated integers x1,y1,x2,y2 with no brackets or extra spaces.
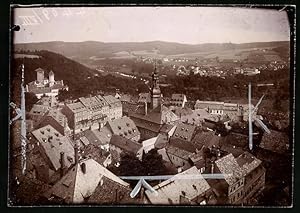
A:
172,122,196,142
31,125,75,171
103,95,121,107
166,145,193,161
215,153,244,186
110,135,142,155
43,158,129,203
145,166,211,204
236,152,262,176
91,127,113,146
107,116,140,140
192,130,222,149
87,176,135,204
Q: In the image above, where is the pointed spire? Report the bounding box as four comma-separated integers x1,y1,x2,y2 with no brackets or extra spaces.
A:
154,58,158,74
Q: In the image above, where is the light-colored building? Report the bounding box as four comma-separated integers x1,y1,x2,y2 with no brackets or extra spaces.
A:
194,100,255,121
170,94,187,108
62,94,122,134
103,95,123,120
62,102,94,133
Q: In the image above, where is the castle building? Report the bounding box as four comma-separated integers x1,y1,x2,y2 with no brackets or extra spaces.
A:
129,63,179,140
26,68,68,99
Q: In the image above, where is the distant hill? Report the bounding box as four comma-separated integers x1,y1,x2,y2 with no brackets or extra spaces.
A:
15,40,289,62
11,50,97,105
11,50,149,104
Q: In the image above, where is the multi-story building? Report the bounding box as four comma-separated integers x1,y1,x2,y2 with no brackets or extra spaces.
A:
236,152,265,204
170,94,187,108
103,95,122,120
62,94,122,134
212,153,245,205
62,102,94,134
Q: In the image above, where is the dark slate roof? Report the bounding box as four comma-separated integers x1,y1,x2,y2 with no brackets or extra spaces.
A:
169,137,197,153
166,145,193,161
236,151,262,176
192,131,220,149
172,122,196,142
110,135,142,154
87,176,137,204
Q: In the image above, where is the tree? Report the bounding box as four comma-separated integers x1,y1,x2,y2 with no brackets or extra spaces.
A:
25,92,38,111
57,89,70,102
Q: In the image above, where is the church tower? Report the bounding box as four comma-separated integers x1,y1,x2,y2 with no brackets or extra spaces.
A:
151,60,161,109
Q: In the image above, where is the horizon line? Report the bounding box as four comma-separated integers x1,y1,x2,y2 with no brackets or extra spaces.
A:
14,39,290,45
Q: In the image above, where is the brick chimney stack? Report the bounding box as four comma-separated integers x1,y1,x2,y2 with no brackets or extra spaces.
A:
60,151,66,178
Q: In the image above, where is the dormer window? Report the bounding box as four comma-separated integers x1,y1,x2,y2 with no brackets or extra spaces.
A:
118,126,121,130
126,123,130,127
67,156,73,163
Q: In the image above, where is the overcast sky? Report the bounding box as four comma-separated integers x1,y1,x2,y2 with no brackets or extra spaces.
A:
13,7,290,44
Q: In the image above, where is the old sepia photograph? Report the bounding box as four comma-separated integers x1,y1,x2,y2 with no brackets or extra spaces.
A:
9,5,294,206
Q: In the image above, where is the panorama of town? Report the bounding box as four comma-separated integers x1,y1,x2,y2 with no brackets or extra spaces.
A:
9,7,292,207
